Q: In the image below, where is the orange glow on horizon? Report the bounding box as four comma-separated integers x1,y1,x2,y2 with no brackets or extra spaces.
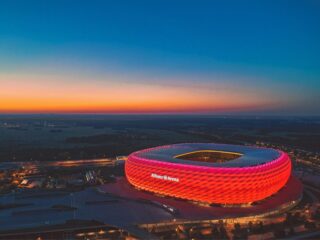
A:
0,73,278,114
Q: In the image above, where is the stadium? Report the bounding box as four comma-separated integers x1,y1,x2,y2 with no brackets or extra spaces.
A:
125,143,292,205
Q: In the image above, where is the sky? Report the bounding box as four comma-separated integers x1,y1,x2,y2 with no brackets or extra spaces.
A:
0,0,319,115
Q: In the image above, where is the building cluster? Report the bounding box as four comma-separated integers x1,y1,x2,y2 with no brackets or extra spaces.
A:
0,159,120,194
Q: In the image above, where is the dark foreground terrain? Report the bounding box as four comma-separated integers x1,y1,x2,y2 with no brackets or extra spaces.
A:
0,114,319,162
0,114,320,239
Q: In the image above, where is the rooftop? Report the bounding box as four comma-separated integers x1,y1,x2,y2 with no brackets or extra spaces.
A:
134,143,282,168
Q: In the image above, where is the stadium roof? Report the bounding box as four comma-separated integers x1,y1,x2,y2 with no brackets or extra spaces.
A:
135,143,281,168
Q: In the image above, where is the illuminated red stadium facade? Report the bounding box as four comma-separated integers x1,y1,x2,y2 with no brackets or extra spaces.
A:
125,143,292,204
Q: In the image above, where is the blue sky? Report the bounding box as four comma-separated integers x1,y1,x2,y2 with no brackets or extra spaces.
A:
0,0,319,114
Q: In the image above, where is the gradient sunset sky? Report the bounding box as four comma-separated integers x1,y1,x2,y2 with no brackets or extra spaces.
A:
0,0,319,115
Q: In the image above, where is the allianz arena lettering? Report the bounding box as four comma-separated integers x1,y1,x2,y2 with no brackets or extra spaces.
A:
151,173,179,182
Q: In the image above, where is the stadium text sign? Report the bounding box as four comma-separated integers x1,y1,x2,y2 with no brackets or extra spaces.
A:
151,173,179,182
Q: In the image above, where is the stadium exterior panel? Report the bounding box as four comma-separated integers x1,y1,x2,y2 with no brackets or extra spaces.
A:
125,143,292,204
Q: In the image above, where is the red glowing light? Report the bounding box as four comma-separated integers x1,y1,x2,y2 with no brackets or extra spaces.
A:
125,146,291,204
